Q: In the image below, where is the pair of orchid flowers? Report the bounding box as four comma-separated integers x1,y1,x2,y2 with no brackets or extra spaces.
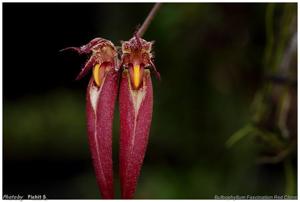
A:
62,34,159,199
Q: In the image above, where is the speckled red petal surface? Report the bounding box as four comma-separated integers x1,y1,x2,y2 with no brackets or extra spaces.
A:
119,70,153,199
86,70,118,199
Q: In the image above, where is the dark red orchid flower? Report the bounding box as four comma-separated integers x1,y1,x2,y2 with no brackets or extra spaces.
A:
62,38,118,199
119,35,159,198
62,32,159,200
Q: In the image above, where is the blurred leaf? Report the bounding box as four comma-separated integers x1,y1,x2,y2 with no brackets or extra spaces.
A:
226,124,253,148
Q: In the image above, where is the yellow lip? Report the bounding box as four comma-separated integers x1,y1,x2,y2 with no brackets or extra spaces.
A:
133,64,140,89
93,64,103,87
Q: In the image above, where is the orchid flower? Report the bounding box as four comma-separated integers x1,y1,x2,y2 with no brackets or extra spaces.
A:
119,35,159,198
62,38,118,199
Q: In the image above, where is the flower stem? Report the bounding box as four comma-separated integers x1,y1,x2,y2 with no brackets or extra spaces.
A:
137,3,162,37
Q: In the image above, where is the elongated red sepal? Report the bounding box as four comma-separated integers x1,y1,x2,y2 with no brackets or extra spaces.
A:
86,70,118,199
119,70,153,199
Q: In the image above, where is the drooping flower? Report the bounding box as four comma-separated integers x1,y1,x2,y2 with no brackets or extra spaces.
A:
119,35,160,199
63,38,118,199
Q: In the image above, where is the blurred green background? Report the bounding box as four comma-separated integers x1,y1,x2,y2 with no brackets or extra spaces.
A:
3,3,297,199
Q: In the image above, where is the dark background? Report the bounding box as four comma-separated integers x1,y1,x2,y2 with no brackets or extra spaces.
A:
3,3,297,199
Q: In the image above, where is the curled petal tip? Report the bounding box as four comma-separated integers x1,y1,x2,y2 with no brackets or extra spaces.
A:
75,69,87,81
75,74,82,81
75,76,80,81
155,71,161,81
60,46,82,54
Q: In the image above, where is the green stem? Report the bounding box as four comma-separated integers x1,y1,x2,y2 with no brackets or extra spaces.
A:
284,159,295,195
